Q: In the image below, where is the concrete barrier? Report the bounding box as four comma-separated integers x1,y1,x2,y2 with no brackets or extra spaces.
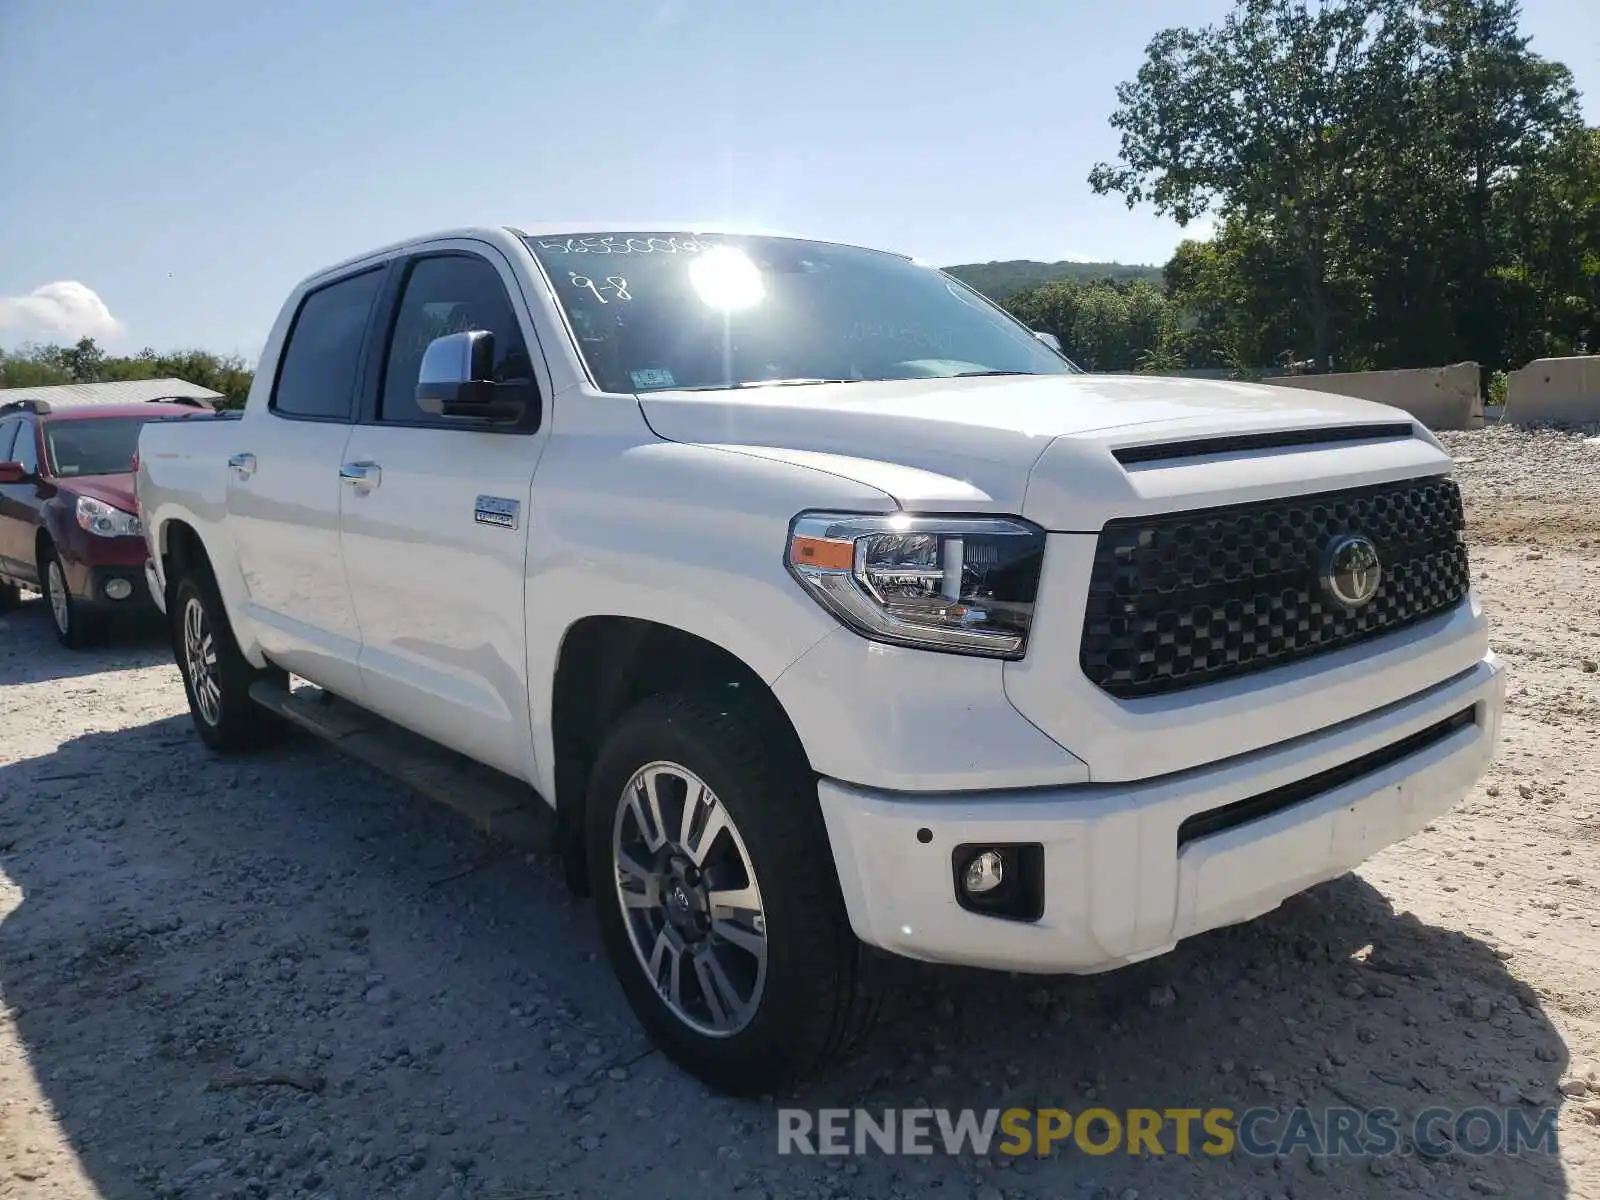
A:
1505,356,1600,426
1260,363,1483,430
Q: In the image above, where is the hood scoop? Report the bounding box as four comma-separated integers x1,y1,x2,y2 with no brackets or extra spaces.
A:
1112,422,1415,467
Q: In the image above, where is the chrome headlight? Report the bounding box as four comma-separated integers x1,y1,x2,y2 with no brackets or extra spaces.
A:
786,512,1046,658
76,495,142,538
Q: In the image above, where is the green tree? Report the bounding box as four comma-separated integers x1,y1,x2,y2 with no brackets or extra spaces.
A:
1090,0,1422,370
1102,0,1592,373
1495,124,1600,360
0,345,72,388
59,335,106,383
1164,219,1305,371
1419,0,1581,364
1004,277,1180,371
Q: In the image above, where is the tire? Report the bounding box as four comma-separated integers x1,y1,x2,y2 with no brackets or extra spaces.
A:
40,544,108,649
586,689,879,1095
169,563,287,753
0,581,20,612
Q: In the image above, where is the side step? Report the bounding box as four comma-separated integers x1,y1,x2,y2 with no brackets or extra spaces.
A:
247,678,558,852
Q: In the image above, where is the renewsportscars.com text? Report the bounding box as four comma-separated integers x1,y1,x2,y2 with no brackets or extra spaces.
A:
777,1106,1557,1159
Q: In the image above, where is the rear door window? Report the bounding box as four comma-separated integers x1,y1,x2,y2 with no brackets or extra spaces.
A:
271,268,385,421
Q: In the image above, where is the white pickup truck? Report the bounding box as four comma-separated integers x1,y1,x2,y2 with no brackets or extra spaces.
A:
136,226,1503,1093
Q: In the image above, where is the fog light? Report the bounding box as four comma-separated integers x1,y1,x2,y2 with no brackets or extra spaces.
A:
104,578,134,601
962,850,1005,895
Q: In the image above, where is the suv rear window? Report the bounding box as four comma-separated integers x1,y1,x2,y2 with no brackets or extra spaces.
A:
272,268,384,420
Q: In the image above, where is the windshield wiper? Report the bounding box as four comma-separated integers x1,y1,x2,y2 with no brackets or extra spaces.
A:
952,370,1041,378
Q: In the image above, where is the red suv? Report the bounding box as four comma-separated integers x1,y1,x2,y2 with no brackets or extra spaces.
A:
0,397,217,647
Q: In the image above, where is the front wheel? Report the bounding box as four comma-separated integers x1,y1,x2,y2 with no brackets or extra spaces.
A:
587,690,879,1095
41,545,107,649
170,567,287,753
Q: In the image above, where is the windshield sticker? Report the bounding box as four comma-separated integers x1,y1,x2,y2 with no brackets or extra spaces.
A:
537,236,719,255
630,368,677,390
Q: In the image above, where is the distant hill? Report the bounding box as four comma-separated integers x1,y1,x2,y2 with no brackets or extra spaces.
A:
943,259,1164,301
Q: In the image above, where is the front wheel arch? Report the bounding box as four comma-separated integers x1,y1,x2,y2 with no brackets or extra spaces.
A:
549,617,811,896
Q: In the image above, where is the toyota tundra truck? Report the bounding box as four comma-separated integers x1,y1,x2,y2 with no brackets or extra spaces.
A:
135,226,1503,1093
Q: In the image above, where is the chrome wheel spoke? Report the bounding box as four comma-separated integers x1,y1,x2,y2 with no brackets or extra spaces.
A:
707,883,760,919
680,784,729,867
616,848,658,909
628,772,670,853
647,927,685,1011
694,946,749,1030
711,914,766,958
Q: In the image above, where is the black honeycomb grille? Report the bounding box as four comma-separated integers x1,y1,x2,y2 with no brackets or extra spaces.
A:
1081,476,1469,699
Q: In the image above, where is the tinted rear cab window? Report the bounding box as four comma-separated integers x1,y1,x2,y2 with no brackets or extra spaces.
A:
272,268,384,420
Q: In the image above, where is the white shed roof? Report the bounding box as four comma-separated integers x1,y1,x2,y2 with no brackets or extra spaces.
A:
0,378,221,408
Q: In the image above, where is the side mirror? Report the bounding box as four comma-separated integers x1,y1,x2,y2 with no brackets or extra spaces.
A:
416,330,529,423
1033,330,1064,354
0,461,24,485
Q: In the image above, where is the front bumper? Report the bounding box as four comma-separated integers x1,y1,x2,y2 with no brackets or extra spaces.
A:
817,653,1503,974
145,558,166,615
72,563,156,612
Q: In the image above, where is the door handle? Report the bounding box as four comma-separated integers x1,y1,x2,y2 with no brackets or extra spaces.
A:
227,452,257,477
339,461,382,489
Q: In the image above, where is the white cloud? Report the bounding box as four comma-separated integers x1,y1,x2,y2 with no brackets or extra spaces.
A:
0,281,123,343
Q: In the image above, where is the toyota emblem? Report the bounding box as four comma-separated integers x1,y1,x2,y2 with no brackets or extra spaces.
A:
1320,535,1382,610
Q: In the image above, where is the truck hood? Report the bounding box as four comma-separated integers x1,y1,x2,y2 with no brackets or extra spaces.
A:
639,374,1451,529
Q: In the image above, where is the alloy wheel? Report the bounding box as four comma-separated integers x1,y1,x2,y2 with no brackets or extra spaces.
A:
46,561,70,636
611,761,768,1037
182,595,223,727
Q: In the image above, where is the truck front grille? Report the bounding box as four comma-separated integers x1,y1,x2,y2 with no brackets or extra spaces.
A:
1081,476,1469,699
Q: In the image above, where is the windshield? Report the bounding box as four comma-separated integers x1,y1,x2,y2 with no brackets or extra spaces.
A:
524,233,1080,393
44,417,154,477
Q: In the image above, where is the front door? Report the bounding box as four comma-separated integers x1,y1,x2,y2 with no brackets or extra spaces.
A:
338,246,548,780
224,266,384,699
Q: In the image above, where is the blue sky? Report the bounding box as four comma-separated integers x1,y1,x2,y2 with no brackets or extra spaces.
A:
1,0,1595,361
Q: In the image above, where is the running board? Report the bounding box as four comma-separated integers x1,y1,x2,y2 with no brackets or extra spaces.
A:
247,678,558,852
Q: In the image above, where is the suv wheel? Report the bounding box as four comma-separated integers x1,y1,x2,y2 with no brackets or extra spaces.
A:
170,565,287,753
41,545,107,648
587,690,879,1094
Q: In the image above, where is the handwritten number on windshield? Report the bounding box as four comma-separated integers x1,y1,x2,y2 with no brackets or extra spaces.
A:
538,236,718,255
570,274,632,304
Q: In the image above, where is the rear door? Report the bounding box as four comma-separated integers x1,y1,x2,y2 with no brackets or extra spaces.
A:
224,266,384,698
338,243,549,780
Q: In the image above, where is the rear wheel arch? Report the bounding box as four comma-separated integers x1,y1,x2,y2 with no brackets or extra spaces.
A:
549,616,811,895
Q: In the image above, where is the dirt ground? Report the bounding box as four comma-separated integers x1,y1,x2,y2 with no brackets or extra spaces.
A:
2,425,1598,1200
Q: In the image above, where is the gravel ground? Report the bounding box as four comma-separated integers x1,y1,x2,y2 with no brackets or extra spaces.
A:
2,426,1599,1200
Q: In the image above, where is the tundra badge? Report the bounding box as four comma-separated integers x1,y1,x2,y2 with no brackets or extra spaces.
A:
474,495,521,530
